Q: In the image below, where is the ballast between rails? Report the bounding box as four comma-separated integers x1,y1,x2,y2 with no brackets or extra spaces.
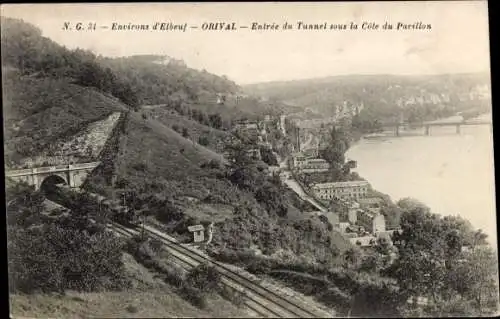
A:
108,223,286,318
48,185,331,318
111,222,328,318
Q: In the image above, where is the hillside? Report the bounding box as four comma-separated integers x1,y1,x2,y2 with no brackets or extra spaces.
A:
2,73,129,167
243,73,492,124
10,252,252,318
4,16,356,317
98,55,293,121
141,105,236,154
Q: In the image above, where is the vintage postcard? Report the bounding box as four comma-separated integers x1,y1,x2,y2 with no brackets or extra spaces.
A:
2,2,497,318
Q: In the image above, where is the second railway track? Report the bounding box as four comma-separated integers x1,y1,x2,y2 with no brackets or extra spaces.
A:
45,185,332,318
109,222,331,318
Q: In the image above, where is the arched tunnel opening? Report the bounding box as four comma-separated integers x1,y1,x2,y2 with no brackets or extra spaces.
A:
40,175,68,201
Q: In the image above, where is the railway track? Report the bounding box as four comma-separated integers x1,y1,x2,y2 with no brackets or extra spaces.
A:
109,222,331,318
45,186,332,318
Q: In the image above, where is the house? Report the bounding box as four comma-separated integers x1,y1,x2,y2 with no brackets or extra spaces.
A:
234,120,259,130
349,235,377,247
216,93,225,104
303,148,319,158
344,232,359,239
338,201,359,224
303,158,330,170
357,209,386,234
311,180,371,201
358,197,384,208
339,222,351,233
246,148,262,160
289,153,308,169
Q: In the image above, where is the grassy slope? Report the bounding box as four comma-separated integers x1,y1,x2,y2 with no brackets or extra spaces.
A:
9,253,253,318
1,72,255,224
3,73,128,163
142,106,234,153
87,110,257,223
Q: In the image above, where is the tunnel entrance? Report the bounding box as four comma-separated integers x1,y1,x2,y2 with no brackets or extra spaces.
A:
40,175,68,195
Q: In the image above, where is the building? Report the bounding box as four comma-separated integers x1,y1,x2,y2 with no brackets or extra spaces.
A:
357,197,383,214
290,153,308,169
357,209,386,234
187,224,205,243
339,222,351,233
311,180,371,201
358,197,383,207
303,148,319,158
289,153,330,173
246,148,262,160
234,120,259,131
303,158,330,170
349,235,377,247
347,202,359,224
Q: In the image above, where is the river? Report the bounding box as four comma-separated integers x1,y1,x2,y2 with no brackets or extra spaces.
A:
346,115,497,249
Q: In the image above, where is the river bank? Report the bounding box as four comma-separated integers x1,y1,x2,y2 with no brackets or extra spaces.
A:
346,121,497,249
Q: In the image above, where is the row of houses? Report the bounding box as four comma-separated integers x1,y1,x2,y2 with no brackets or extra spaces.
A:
308,179,396,247
319,203,392,248
289,153,330,172
311,180,371,201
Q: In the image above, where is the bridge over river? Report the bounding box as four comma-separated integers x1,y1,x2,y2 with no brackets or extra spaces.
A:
381,114,493,137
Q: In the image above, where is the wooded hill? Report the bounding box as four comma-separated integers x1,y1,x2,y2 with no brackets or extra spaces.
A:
3,16,349,277
244,73,492,124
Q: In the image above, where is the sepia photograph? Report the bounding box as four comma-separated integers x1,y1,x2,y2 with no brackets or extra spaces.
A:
2,1,498,318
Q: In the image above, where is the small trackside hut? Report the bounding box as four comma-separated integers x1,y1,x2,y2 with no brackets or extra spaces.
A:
188,224,205,243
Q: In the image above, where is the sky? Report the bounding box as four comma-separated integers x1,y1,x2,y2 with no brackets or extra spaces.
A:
1,2,491,84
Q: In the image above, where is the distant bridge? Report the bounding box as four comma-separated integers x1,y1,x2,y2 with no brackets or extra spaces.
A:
382,118,493,136
5,162,101,190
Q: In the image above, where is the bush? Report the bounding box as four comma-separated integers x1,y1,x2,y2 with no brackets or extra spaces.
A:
125,305,139,313
210,248,257,265
185,262,221,293
220,285,245,307
198,134,210,146
180,284,208,309
162,263,186,288
246,258,275,275
8,223,130,294
132,162,148,172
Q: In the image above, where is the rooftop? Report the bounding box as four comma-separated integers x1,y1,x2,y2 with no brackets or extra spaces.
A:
358,209,383,219
307,158,328,163
312,180,370,189
350,236,377,247
358,197,384,204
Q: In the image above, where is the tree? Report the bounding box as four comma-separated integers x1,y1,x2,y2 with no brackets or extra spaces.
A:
229,164,265,193
182,127,189,138
320,126,350,168
198,134,210,146
6,181,45,227
209,113,223,129
255,182,288,217
259,146,278,166
388,201,499,316
446,246,499,315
